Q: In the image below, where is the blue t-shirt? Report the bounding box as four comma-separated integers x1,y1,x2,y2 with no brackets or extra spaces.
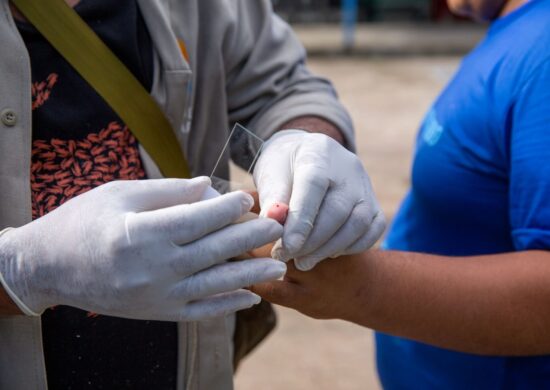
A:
377,0,550,388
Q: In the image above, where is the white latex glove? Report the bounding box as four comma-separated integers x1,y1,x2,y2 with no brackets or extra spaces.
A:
254,130,385,271
0,177,285,321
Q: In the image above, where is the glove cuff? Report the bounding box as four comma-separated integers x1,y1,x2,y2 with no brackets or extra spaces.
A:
265,129,307,144
0,228,40,316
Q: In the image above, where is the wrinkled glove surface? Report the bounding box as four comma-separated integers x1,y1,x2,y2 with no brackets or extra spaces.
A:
254,130,386,271
0,177,285,321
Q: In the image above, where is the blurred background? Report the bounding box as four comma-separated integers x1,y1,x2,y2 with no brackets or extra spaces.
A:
234,2,486,388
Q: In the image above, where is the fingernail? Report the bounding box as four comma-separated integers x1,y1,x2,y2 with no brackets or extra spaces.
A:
271,261,287,274
195,176,211,185
241,192,254,212
272,247,294,262
261,263,287,281
295,257,317,271
250,293,261,305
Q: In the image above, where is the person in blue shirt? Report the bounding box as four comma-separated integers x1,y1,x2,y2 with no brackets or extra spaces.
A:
251,0,550,387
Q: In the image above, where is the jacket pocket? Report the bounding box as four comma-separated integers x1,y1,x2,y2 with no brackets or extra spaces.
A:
163,69,193,136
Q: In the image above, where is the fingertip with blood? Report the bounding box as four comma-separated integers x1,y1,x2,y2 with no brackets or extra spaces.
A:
265,202,289,225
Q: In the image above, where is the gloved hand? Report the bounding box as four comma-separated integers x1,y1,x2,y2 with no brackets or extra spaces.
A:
254,130,385,271
0,177,285,321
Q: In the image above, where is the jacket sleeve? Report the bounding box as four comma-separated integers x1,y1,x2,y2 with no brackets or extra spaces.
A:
222,1,355,168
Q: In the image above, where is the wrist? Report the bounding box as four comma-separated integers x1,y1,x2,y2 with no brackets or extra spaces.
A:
266,129,308,143
0,227,43,316
278,116,346,145
339,251,381,327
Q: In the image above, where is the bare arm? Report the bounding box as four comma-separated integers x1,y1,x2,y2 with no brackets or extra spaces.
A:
279,116,345,145
252,249,550,356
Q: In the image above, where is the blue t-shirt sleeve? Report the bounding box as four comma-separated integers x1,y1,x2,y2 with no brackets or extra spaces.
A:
509,58,550,250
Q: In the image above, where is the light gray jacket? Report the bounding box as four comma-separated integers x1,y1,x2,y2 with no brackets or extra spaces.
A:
0,0,354,388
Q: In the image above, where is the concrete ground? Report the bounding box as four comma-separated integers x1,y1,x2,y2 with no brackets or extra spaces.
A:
233,55,463,389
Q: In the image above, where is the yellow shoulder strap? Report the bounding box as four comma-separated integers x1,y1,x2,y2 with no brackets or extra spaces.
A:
11,0,192,179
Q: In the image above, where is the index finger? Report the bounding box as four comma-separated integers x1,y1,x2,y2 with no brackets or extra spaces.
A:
129,191,254,245
115,176,211,211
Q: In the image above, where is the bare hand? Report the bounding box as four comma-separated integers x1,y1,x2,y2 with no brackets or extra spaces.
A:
251,253,370,322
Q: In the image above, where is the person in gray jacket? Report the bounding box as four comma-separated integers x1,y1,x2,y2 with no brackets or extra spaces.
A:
0,0,385,389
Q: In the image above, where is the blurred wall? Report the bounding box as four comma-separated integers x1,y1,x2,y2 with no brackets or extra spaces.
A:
272,0,466,22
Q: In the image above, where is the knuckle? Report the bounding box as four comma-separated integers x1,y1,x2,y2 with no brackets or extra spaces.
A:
373,211,387,232
164,206,196,237
128,277,153,295
310,132,334,151
304,173,330,191
172,246,201,274
104,230,130,258
179,274,199,297
327,197,351,222
111,275,149,298
106,215,137,251
97,181,133,206
207,246,224,264
351,156,365,172
177,280,192,299
292,217,314,235
350,211,371,233
100,180,125,194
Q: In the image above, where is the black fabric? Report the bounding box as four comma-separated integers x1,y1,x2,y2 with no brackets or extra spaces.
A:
19,0,155,142
16,1,178,388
